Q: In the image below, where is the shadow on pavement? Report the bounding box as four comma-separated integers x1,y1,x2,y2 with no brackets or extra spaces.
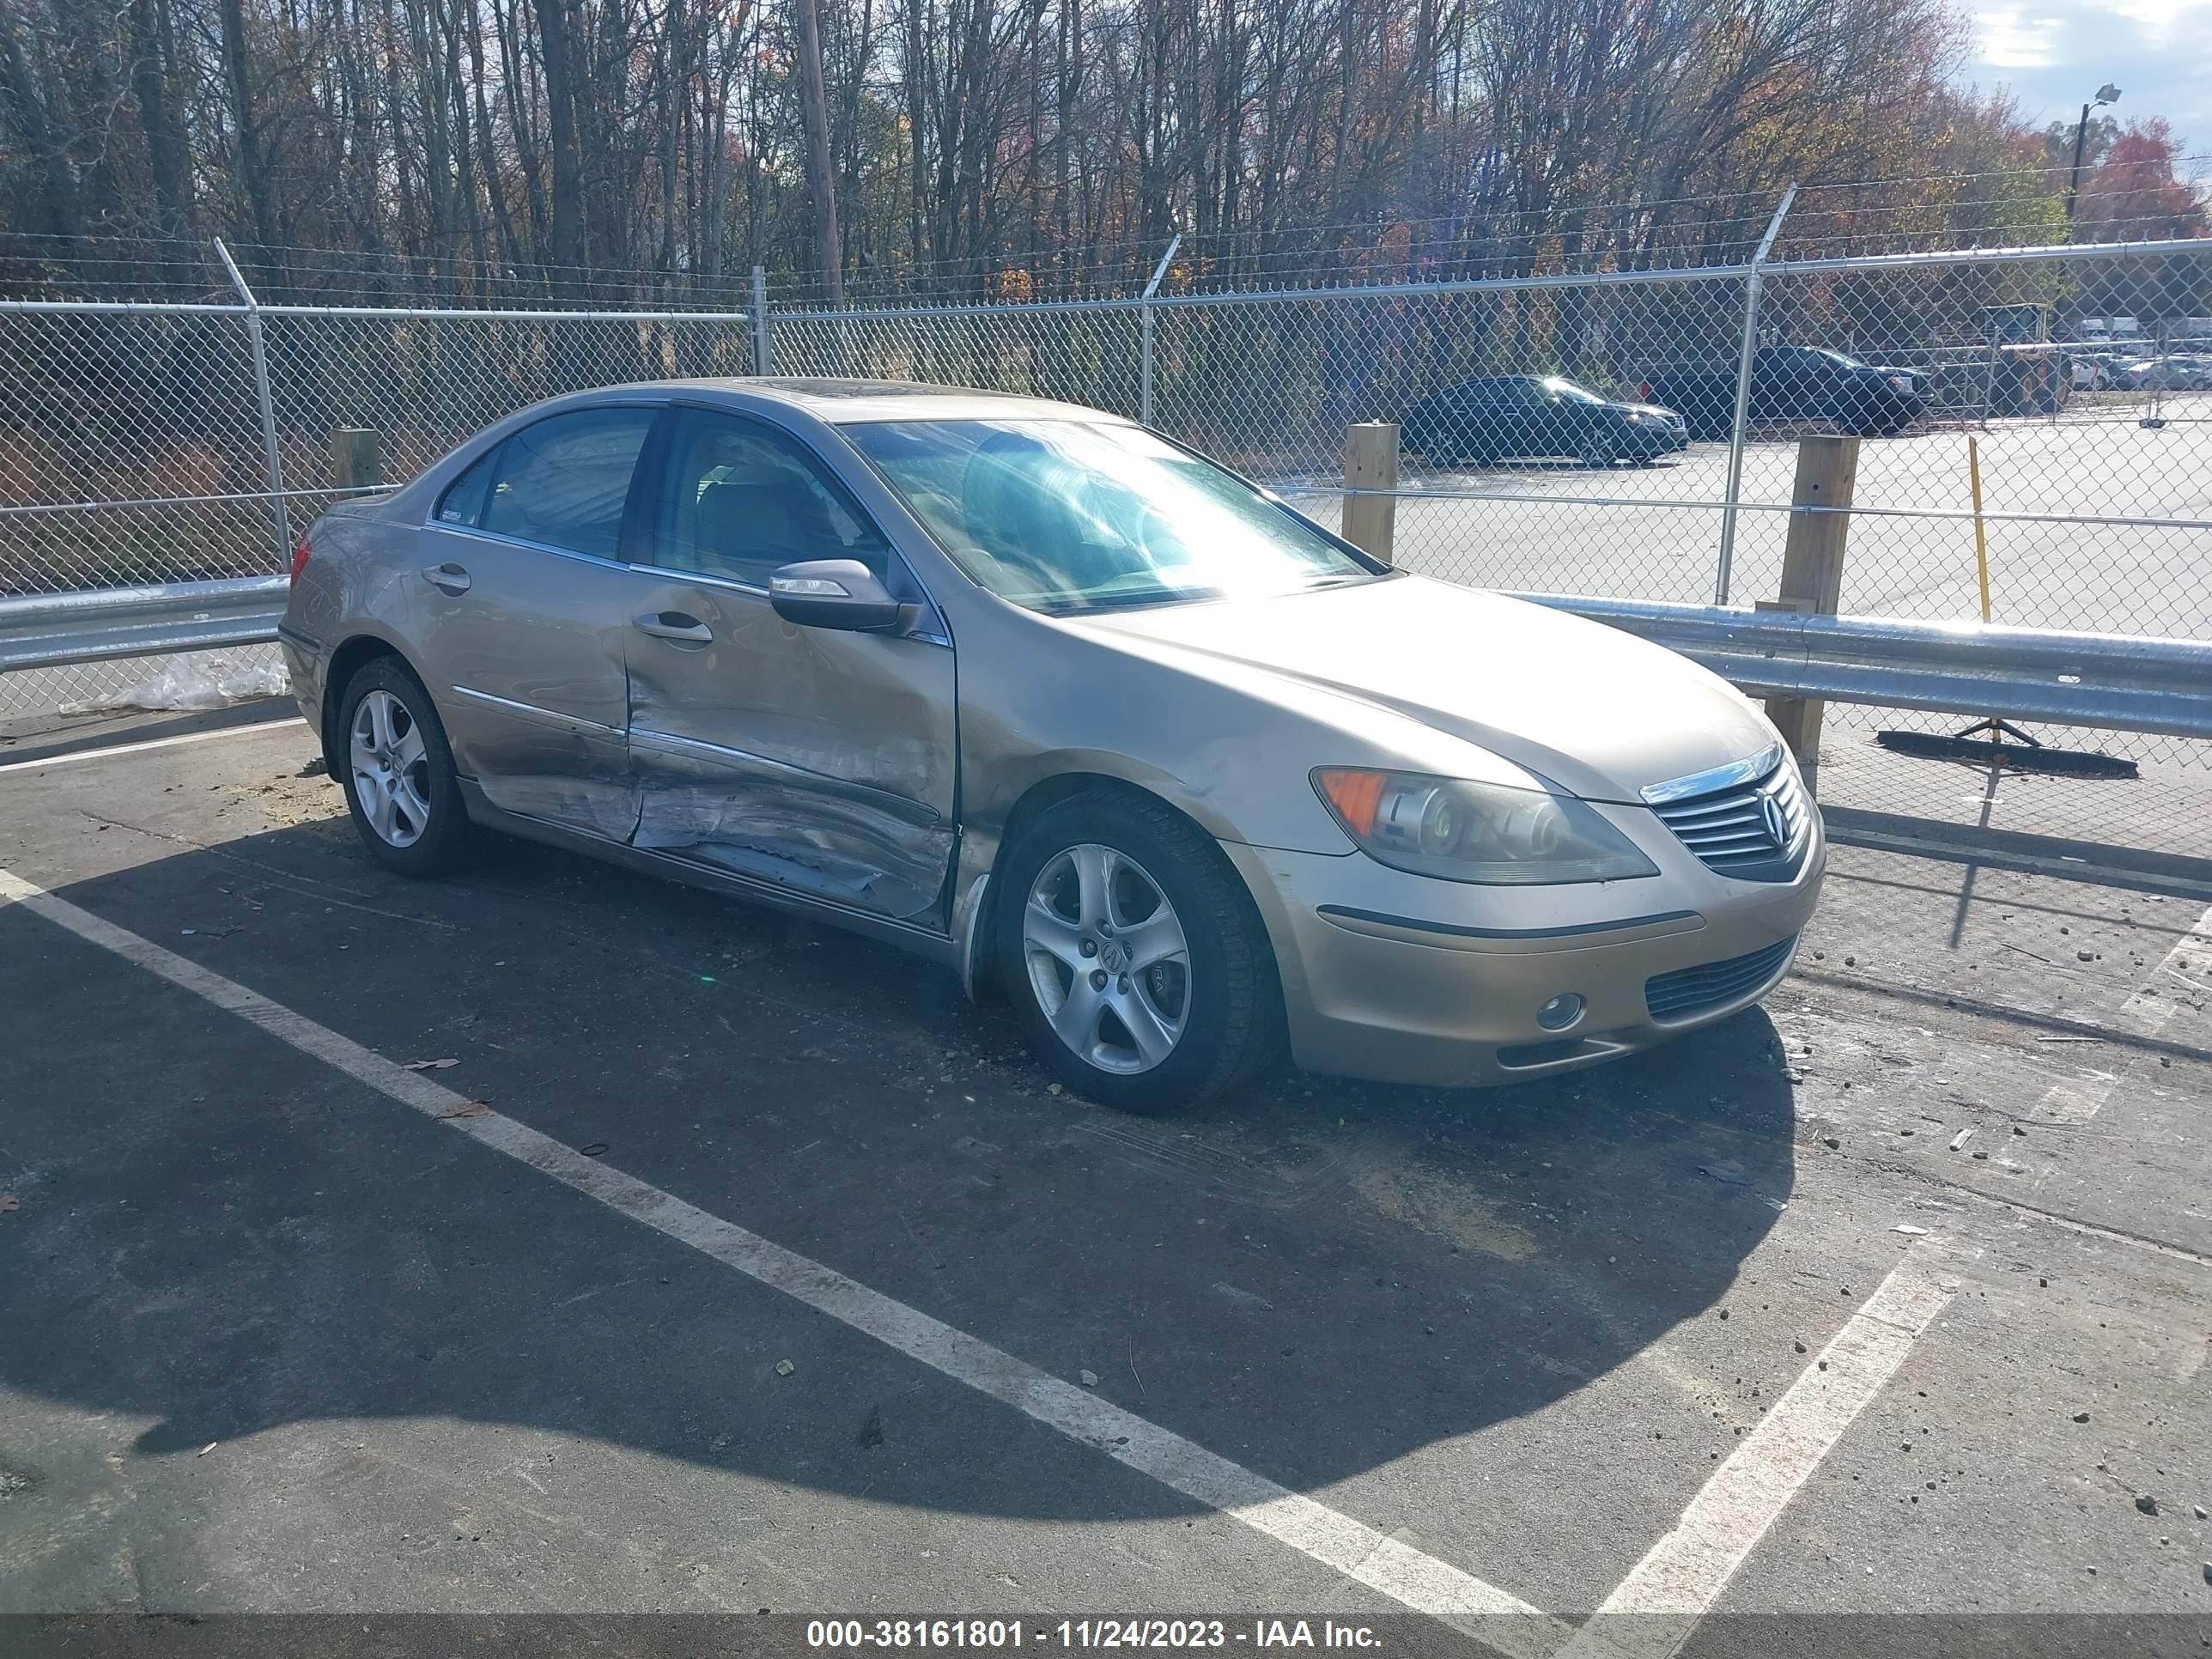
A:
0,819,1797,1522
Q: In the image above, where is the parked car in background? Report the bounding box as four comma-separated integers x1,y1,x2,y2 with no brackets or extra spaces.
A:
2121,355,2212,391
1401,374,1690,467
281,380,1820,1111
1638,343,1926,438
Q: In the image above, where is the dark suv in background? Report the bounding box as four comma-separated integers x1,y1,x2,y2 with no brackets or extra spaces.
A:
1401,374,1690,468
1638,344,1926,439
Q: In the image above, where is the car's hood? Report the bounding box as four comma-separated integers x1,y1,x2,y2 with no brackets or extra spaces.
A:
1061,574,1777,804
1610,400,1683,421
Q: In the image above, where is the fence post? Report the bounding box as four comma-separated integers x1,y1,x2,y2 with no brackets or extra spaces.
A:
331,428,382,499
1716,183,1796,605
1139,233,1182,426
1342,422,1400,564
750,265,773,375
1759,433,1859,793
214,238,293,565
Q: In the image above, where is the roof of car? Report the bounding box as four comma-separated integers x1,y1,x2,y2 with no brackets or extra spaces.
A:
641,377,1127,425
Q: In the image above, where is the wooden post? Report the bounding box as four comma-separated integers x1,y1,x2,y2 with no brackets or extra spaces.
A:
1761,433,1858,794
331,427,382,499
1342,422,1399,564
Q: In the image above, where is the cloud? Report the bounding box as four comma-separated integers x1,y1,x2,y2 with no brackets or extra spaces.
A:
1962,0,2212,147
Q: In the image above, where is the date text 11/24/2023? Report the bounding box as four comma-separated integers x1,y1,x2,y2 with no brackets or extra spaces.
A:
805,1621,1382,1650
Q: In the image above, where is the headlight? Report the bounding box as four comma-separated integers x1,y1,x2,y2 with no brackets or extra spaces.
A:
1313,768,1658,884
1887,374,1912,391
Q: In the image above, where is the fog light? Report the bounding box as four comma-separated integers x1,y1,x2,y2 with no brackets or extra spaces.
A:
1536,993,1584,1031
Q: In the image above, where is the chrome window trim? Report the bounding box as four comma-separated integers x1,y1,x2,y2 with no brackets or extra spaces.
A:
426,520,632,574
1640,741,1784,805
452,684,623,741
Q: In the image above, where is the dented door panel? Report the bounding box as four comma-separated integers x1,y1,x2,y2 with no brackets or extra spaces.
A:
623,577,958,926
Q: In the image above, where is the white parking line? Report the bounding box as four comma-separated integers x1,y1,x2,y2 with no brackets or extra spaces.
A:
0,866,1571,1659
1553,1254,1956,1659
0,717,302,775
2033,899,2212,1125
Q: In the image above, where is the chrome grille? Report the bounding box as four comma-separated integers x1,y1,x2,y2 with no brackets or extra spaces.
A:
1645,750,1810,880
1645,935,1798,1023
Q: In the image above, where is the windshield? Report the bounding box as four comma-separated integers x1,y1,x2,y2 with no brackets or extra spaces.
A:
842,419,1381,614
1538,376,1607,404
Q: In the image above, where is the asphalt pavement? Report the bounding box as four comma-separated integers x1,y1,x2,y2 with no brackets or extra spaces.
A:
0,713,2208,1657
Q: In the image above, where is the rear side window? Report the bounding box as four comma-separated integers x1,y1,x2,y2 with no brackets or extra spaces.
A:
480,407,655,560
435,447,497,527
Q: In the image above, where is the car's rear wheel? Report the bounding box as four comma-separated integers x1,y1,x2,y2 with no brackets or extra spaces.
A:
996,792,1280,1113
337,655,476,876
1579,432,1618,468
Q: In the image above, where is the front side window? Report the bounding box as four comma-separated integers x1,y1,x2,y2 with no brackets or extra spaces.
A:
652,409,890,587
843,419,1380,615
479,406,654,560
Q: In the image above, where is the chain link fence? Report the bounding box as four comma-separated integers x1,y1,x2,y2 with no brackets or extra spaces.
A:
5,217,2209,860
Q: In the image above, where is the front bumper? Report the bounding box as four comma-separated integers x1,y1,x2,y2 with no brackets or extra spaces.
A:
1225,802,1824,1087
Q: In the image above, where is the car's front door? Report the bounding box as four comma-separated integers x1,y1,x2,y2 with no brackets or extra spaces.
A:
413,404,658,842
618,405,959,927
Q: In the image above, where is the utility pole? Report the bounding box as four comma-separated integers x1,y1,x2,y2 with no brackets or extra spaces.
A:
2065,83,2121,228
793,0,845,307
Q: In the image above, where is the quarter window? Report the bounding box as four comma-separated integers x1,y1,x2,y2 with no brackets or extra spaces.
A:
652,409,890,587
434,447,497,527
478,407,654,561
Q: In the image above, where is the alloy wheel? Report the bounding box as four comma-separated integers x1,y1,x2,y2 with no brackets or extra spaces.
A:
349,689,433,848
1022,843,1191,1074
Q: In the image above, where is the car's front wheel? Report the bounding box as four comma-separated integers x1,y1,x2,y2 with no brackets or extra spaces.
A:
337,654,477,876
995,791,1280,1113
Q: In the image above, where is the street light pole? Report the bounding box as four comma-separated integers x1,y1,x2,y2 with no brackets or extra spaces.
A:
2065,83,2122,227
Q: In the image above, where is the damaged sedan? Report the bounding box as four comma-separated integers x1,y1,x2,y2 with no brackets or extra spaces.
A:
281,380,1822,1111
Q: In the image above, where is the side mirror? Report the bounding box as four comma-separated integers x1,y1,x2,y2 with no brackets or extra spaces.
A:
769,558,906,633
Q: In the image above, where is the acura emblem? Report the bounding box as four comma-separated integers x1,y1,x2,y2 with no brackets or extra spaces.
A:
1759,788,1789,848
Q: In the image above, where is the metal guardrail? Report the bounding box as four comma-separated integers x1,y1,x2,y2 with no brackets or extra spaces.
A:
6,578,2209,750
1519,593,2212,742
0,577,289,673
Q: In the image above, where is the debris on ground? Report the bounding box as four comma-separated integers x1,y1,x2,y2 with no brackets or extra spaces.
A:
297,757,329,778
437,1101,492,1120
1948,1128,1973,1152
58,649,288,714
2074,1411,2091,1423
1893,1224,1929,1236
0,1194,18,1214
1079,1369,1099,1387
403,1057,459,1072
2136,1494,2159,1516
197,1443,216,1457
775,1358,795,1376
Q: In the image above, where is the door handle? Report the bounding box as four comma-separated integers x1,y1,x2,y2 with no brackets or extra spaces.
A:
633,611,713,645
422,562,471,595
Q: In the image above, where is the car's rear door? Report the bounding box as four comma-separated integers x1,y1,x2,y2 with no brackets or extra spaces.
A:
412,403,659,842
617,404,959,927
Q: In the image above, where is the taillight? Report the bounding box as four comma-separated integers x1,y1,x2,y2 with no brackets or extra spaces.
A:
289,532,312,585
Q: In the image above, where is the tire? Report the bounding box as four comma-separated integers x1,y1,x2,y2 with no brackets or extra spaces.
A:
336,654,477,877
1579,432,1617,469
995,790,1282,1113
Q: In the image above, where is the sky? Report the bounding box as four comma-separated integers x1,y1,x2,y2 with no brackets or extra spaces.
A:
1966,0,2212,154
